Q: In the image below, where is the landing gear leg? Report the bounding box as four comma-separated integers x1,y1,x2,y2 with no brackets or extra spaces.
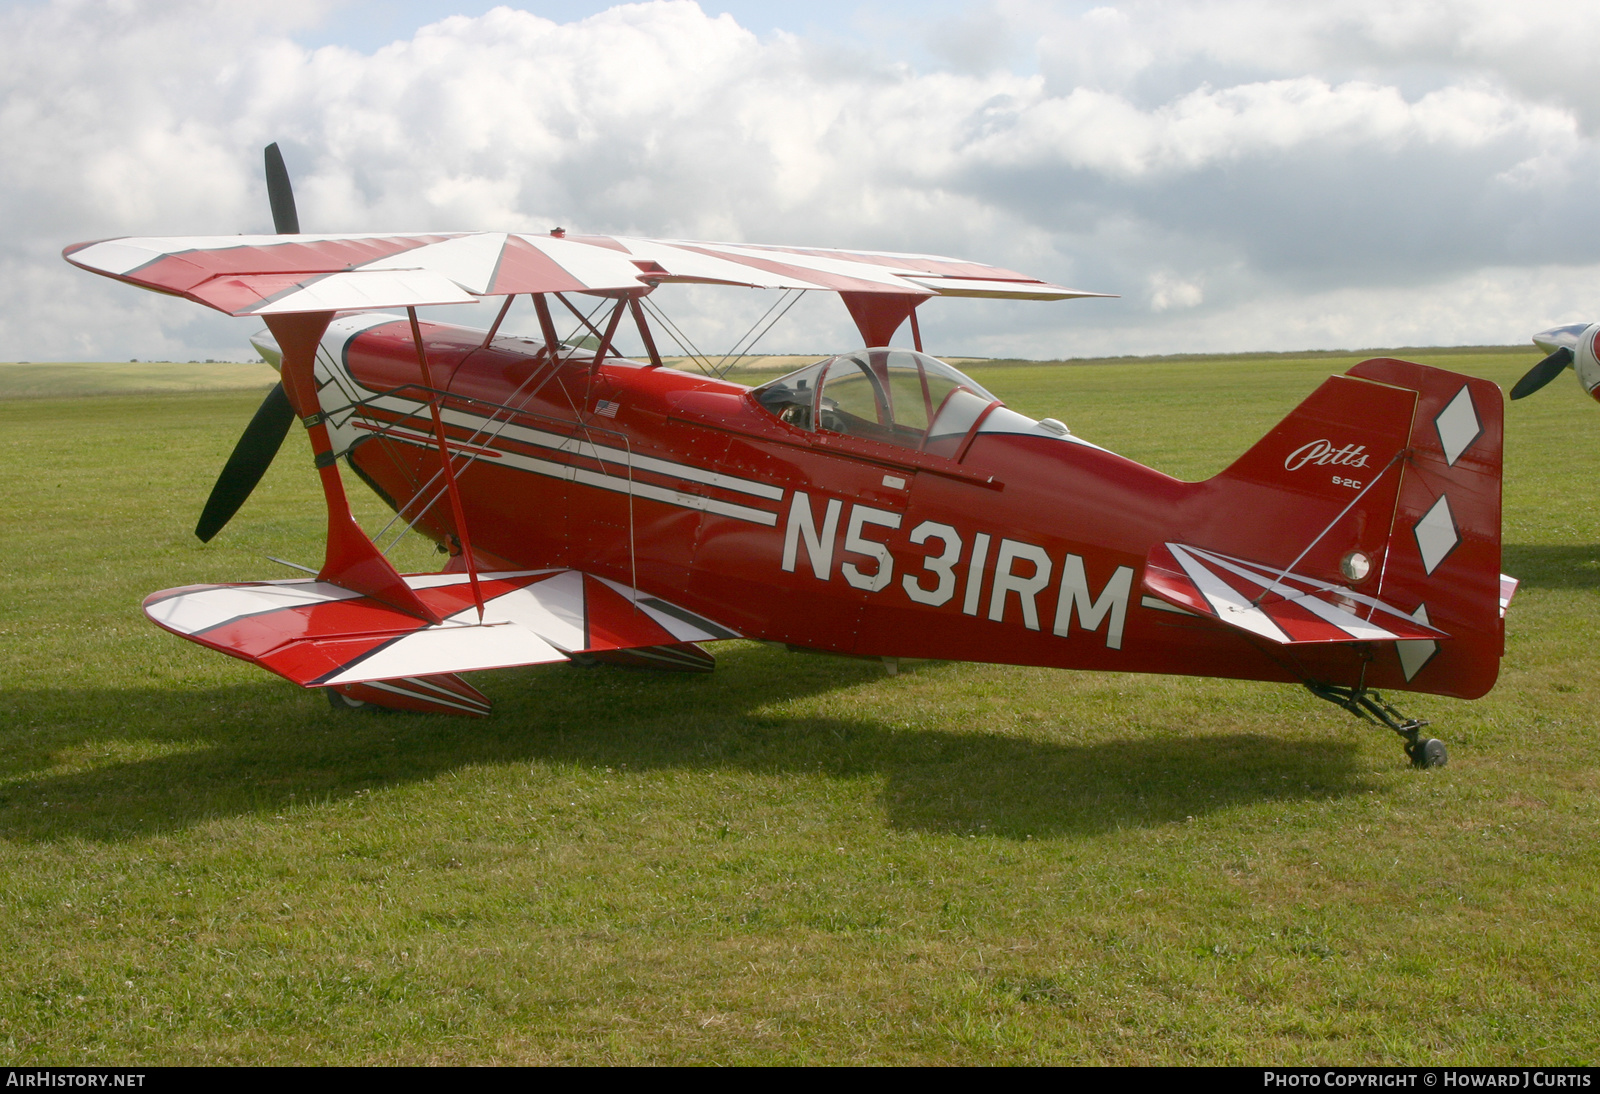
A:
1305,682,1448,769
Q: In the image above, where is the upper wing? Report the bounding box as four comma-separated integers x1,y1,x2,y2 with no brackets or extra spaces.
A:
63,231,1110,316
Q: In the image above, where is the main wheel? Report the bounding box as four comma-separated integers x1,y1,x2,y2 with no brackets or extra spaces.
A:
326,688,373,712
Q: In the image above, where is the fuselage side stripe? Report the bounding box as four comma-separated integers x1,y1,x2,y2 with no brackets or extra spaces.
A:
331,383,784,520
322,368,783,501
370,427,780,526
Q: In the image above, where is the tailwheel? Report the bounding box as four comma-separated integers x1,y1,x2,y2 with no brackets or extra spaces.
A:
1405,737,1449,769
1305,681,1445,770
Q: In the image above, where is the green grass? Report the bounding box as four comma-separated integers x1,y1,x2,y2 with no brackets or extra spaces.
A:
3,348,1599,1063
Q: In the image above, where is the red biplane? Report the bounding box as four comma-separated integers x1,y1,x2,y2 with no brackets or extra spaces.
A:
63,146,1516,767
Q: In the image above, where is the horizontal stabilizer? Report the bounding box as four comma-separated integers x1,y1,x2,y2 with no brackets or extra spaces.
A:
145,569,740,700
1499,574,1519,619
1144,543,1450,645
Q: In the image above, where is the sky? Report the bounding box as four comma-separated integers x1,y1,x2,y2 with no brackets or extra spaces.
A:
5,0,1600,362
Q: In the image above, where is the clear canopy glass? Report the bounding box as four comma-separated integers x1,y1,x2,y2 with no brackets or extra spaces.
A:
753,349,1001,456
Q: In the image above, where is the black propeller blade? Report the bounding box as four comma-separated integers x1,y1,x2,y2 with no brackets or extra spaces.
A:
194,142,304,542
195,383,296,542
1510,346,1574,400
264,142,300,234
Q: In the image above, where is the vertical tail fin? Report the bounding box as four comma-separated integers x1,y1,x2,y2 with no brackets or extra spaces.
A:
1154,359,1504,698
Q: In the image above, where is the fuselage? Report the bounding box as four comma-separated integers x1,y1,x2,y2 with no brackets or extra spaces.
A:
285,313,1469,695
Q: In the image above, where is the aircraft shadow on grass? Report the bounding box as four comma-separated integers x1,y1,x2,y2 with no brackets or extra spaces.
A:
1501,544,1600,590
3,647,1369,844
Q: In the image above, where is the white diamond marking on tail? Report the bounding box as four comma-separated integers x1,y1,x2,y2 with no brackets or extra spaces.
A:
1434,385,1481,467
1414,494,1460,575
1396,604,1439,682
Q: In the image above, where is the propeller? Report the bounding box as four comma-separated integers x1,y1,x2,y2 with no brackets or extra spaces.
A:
1505,321,1597,405
194,383,296,541
1509,346,1574,400
263,141,300,234
193,142,303,542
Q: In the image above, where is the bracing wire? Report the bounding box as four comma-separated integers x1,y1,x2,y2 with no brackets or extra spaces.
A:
363,282,807,559
712,289,806,377
639,296,716,375
372,294,633,558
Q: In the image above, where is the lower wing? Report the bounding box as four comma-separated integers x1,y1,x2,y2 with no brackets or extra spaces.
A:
144,569,739,715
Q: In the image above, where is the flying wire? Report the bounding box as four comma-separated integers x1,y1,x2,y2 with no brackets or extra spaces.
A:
372,296,638,559
370,300,577,553
639,296,715,375
711,289,805,377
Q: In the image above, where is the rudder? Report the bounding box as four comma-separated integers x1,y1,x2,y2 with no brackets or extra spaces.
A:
1347,358,1505,698
1166,359,1505,699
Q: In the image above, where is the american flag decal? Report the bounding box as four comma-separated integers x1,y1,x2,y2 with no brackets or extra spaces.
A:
595,399,620,418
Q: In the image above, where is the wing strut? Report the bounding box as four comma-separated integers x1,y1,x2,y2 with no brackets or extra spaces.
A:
480,294,515,349
840,291,925,348
263,311,442,624
591,297,627,374
629,295,663,367
406,306,487,622
532,293,562,362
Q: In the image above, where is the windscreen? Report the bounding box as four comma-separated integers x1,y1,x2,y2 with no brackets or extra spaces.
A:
753,349,1000,453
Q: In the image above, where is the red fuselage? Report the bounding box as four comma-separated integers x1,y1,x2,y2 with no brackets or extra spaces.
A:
313,316,1500,698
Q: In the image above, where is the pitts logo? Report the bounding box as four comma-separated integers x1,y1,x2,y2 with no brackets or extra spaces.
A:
1284,440,1371,472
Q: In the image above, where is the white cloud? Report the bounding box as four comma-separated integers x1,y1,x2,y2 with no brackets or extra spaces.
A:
3,0,1599,362
1148,271,1202,312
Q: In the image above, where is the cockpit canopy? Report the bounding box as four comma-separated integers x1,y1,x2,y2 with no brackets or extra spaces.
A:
753,349,1003,458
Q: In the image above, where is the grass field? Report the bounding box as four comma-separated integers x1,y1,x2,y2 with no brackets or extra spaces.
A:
3,347,1598,1064
0,361,277,400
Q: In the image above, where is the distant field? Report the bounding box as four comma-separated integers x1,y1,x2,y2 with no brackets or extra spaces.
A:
4,345,1599,1064
1,344,1519,397
0,361,277,399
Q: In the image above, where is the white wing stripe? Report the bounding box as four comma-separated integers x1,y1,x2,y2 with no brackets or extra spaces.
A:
362,234,512,294
1292,593,1401,641
147,582,363,635
319,623,566,685
359,678,491,715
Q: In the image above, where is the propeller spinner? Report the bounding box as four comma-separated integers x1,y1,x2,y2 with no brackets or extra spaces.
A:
194,143,302,542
